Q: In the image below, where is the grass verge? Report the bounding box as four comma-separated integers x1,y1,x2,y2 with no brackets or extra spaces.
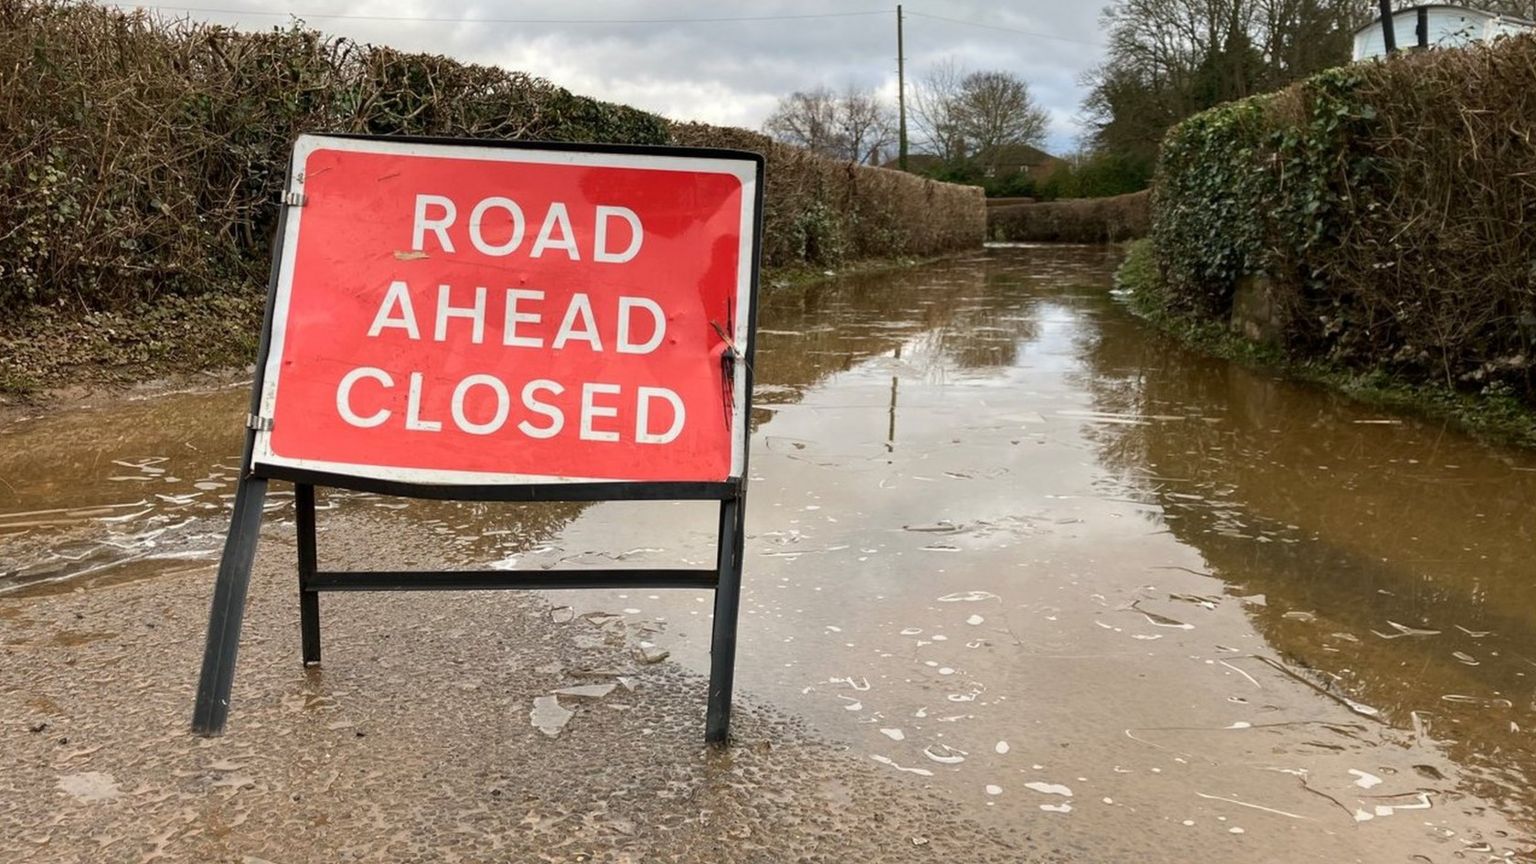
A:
0,292,265,401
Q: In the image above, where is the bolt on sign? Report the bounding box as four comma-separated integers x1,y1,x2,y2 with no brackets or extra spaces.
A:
193,135,763,743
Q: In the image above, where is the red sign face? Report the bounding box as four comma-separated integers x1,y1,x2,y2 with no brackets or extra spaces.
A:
253,136,759,485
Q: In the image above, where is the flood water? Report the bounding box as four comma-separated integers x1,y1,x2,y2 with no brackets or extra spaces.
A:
3,244,1534,861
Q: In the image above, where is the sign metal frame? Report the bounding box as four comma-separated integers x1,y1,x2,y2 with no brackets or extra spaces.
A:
192,134,764,744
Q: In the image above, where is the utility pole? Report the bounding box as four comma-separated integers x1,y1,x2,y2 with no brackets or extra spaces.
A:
1378,0,1396,54
897,5,908,171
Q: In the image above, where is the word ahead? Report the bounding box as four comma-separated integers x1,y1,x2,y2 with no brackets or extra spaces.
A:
255,135,759,485
193,136,763,745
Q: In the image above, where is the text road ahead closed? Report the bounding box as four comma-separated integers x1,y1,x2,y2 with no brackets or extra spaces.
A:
253,137,758,486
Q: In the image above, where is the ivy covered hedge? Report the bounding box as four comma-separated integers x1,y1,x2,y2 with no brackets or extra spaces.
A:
1148,37,1536,402
0,0,982,316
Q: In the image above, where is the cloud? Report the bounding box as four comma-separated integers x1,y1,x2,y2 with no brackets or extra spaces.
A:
112,1,1105,153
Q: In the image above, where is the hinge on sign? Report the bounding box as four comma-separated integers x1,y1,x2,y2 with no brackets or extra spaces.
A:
281,191,307,207
246,413,274,432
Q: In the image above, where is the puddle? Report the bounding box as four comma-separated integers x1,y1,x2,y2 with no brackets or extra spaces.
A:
4,246,1535,860
0,387,588,596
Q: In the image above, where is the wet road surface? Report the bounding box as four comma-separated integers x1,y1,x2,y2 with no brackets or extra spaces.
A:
2,245,1534,861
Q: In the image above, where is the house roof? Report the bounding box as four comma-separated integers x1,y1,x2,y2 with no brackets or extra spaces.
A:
987,143,1066,167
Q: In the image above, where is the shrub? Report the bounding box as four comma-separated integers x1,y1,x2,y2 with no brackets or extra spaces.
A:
0,0,983,315
988,190,1150,243
1148,37,1536,400
1035,151,1153,201
1115,238,1159,299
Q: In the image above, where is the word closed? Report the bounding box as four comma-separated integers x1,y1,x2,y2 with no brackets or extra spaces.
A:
253,136,759,485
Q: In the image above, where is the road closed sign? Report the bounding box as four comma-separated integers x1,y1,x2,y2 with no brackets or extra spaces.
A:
252,135,762,486
195,134,762,742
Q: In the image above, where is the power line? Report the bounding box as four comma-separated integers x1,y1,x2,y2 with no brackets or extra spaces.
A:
904,10,1099,47
113,4,890,26
114,5,1099,48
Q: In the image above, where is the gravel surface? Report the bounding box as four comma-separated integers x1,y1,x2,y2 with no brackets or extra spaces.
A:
0,511,1062,863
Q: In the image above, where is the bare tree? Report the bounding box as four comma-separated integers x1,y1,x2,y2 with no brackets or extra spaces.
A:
1084,0,1360,163
835,85,895,165
763,85,894,164
764,87,842,157
910,62,1050,169
955,70,1050,171
910,59,968,162
1083,0,1534,167
1260,0,1371,78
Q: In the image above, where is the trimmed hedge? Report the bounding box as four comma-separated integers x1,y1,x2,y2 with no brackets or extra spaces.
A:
987,190,1149,243
1148,36,1536,401
671,123,983,268
0,1,982,314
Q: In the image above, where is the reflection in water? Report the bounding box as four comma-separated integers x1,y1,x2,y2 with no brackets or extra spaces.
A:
1079,307,1536,817
0,386,585,596
0,387,253,594
2,245,1534,857
536,248,1532,857
0,253,1040,595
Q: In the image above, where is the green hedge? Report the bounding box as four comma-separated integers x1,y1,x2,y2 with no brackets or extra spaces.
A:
1148,36,1536,401
988,190,1149,243
0,1,982,314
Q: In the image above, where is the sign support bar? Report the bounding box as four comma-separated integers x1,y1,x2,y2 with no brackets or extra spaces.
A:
296,483,321,665
308,568,721,591
192,201,290,737
706,496,747,742
190,475,268,736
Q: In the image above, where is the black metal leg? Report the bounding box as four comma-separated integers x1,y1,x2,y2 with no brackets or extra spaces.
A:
191,474,270,736
295,483,321,666
706,495,747,744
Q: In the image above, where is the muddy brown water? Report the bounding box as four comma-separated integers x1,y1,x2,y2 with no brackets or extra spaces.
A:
2,244,1534,861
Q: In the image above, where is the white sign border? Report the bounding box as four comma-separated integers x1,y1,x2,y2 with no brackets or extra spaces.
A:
251,134,759,487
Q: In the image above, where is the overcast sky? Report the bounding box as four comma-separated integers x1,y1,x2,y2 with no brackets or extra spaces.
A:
112,2,1108,154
